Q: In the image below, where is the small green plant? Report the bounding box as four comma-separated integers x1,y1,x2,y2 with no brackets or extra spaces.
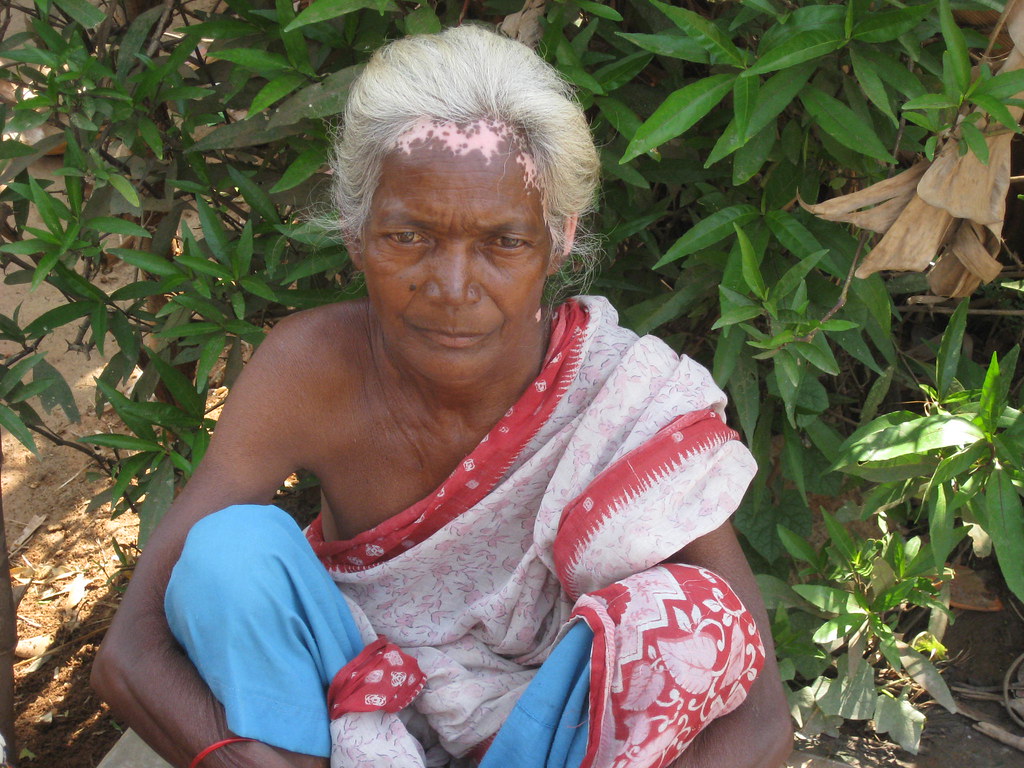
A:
764,510,953,753
832,300,1024,604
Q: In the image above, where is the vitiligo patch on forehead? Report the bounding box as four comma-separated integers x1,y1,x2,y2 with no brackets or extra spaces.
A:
395,118,539,189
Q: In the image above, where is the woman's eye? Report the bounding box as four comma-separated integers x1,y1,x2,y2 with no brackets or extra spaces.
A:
390,232,420,244
496,236,525,249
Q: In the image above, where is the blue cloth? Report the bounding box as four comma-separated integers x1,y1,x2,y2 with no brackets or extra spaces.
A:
165,504,591,764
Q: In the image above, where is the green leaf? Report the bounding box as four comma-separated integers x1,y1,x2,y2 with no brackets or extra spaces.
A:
792,584,852,614
732,123,774,185
211,48,291,73
802,87,896,163
116,4,165,79
792,340,840,376
227,166,279,224
745,29,844,77
834,414,985,467
874,693,925,754
109,248,182,277
939,0,971,95
732,75,758,142
777,525,821,568
247,73,306,116
270,146,328,194
595,97,642,140
139,456,176,546
79,433,164,451
196,196,230,263
853,6,931,43
85,216,151,239
986,466,1024,602
107,175,140,208
616,32,708,63
978,351,1003,434
593,52,652,92
822,509,857,565
23,302,92,337
621,74,736,162
577,0,622,21
974,68,1024,99
651,1,746,68
896,641,958,714
0,355,45,399
148,354,205,416
936,299,968,400
53,0,106,27
971,93,1019,131
284,0,396,32
0,140,36,159
849,47,897,125
403,5,441,34
900,93,960,111
267,65,362,128
960,122,990,165
654,205,759,268
771,249,827,302
0,403,38,455
735,223,766,299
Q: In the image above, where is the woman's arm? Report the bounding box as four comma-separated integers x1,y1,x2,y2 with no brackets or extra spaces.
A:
91,320,333,768
665,522,794,768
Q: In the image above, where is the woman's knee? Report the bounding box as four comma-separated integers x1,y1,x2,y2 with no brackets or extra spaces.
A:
165,505,304,624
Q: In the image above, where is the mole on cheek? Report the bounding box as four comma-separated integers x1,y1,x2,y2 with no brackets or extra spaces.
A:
409,284,417,292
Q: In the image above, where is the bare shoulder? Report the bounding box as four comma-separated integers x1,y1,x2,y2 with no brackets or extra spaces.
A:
199,300,372,471
245,299,372,393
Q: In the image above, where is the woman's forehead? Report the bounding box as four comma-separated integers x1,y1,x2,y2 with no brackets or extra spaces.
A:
393,118,539,190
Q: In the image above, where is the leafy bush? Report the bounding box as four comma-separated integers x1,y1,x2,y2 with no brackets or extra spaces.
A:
2,0,1023,752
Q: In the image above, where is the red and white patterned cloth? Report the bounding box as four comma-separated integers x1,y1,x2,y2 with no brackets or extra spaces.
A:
308,296,760,767
572,565,764,768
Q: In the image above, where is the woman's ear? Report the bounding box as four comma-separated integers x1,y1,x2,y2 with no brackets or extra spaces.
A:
547,215,578,275
345,236,364,270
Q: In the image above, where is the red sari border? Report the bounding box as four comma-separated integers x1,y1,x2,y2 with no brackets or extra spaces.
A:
553,408,741,601
308,299,590,572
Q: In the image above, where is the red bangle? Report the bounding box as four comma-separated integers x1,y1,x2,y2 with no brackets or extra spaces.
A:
189,737,257,768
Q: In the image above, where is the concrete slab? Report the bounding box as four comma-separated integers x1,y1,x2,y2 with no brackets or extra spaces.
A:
96,729,854,768
96,730,170,768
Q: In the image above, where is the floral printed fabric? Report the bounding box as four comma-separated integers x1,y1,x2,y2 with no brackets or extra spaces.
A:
571,565,765,768
311,296,759,764
328,635,426,716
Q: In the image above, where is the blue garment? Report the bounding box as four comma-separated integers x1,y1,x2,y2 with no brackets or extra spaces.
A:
165,504,590,764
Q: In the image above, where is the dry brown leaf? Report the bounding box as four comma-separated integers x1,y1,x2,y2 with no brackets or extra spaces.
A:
11,514,46,552
952,221,1003,282
14,634,54,660
947,563,1004,611
63,572,90,608
856,195,955,278
918,133,1013,227
928,251,982,297
500,0,547,48
799,162,928,233
1004,0,1024,52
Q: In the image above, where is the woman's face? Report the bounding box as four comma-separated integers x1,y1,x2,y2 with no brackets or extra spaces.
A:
353,119,558,389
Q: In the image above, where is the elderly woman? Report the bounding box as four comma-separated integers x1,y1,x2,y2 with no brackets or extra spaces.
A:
93,25,792,768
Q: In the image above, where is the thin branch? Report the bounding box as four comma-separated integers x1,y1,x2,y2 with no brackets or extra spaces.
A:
897,305,1024,316
25,424,115,471
820,230,871,326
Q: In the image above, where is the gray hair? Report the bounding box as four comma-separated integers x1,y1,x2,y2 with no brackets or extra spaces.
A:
330,24,601,294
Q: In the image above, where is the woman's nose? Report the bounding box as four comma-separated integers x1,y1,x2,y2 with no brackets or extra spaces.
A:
423,246,480,303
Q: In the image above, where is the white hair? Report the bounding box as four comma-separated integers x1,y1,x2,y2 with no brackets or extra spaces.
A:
330,24,601,293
